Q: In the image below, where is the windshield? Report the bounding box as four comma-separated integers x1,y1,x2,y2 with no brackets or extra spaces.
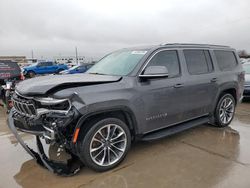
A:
243,64,250,74
87,50,147,76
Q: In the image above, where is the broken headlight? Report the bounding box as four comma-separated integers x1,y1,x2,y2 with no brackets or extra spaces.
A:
34,97,71,111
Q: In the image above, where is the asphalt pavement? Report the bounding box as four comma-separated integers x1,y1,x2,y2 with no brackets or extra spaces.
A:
1,102,250,188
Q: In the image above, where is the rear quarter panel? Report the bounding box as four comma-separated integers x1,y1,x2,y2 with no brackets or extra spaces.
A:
210,49,244,109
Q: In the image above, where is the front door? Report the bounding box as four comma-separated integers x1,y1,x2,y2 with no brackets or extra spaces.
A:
138,50,187,133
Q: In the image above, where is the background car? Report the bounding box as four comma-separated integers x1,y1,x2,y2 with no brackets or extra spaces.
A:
23,61,68,77
243,63,250,99
0,60,24,110
8,44,244,175
59,63,93,74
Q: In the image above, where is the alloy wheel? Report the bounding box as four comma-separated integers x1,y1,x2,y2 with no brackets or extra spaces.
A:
219,97,235,124
89,124,127,167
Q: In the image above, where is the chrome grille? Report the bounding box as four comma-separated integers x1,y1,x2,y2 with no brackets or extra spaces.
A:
12,93,37,116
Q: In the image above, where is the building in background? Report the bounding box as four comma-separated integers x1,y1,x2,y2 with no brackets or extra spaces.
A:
54,56,86,66
0,56,27,66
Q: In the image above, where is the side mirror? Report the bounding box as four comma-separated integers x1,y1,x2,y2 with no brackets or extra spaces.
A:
139,66,169,78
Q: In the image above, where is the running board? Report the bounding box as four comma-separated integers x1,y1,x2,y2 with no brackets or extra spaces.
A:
142,116,209,141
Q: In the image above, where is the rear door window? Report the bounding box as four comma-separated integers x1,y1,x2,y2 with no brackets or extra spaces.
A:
214,51,237,71
45,62,53,66
39,62,46,66
184,50,213,75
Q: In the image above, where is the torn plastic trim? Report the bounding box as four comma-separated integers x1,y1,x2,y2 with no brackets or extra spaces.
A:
8,109,83,176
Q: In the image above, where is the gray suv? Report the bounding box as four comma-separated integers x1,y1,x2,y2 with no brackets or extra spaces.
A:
8,43,245,175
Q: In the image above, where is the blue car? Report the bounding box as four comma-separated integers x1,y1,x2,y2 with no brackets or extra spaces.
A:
23,61,68,77
60,64,93,74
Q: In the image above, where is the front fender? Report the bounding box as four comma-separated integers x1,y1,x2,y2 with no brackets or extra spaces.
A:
71,105,139,147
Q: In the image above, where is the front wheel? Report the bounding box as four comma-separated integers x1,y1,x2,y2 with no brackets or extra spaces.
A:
214,93,236,127
78,118,131,172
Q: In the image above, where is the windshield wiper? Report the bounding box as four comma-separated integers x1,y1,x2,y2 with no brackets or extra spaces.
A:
88,72,107,75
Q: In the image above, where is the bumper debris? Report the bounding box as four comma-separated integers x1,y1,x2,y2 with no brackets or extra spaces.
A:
8,109,83,176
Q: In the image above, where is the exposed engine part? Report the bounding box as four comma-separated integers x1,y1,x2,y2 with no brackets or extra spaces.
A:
8,109,83,176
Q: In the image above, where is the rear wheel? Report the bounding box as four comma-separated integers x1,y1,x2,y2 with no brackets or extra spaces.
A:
214,93,235,127
78,118,131,172
57,69,64,74
27,71,35,78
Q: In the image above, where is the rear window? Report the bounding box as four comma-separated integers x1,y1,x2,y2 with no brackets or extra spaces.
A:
184,50,213,75
214,51,237,71
0,61,21,80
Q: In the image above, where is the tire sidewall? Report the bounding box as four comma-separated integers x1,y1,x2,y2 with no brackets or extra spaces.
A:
57,69,64,74
79,118,131,172
28,71,35,78
215,93,235,127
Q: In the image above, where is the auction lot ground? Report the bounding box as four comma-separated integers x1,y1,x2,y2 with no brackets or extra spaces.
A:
1,102,250,188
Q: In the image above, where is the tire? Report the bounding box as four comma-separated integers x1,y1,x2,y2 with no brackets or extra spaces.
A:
57,69,64,74
78,118,131,172
27,71,35,78
214,93,236,127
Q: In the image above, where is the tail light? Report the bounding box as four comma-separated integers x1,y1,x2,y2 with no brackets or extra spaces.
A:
8,100,13,108
20,73,25,80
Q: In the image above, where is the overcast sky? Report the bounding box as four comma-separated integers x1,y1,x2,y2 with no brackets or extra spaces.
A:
0,0,250,60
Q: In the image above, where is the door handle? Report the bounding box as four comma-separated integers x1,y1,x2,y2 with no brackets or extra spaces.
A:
210,78,217,82
174,83,184,88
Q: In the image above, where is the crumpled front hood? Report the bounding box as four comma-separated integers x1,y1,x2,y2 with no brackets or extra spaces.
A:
16,74,122,96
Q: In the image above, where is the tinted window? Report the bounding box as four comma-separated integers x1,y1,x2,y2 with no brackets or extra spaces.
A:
39,62,46,66
47,62,53,66
87,64,93,69
184,50,213,75
214,51,237,71
0,61,21,80
146,50,180,77
79,66,86,70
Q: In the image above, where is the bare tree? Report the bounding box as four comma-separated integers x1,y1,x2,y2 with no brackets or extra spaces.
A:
238,50,249,58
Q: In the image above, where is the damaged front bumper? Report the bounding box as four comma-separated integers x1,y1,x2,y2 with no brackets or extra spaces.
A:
7,109,83,176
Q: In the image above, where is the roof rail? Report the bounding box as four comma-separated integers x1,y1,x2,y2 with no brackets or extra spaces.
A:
160,43,230,48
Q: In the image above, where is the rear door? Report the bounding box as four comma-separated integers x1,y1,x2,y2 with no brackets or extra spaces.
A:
180,49,219,120
45,62,56,73
36,62,47,74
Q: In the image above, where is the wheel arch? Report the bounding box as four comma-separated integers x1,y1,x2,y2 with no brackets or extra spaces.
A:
212,86,237,113
74,106,139,143
221,88,237,104
27,70,36,74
